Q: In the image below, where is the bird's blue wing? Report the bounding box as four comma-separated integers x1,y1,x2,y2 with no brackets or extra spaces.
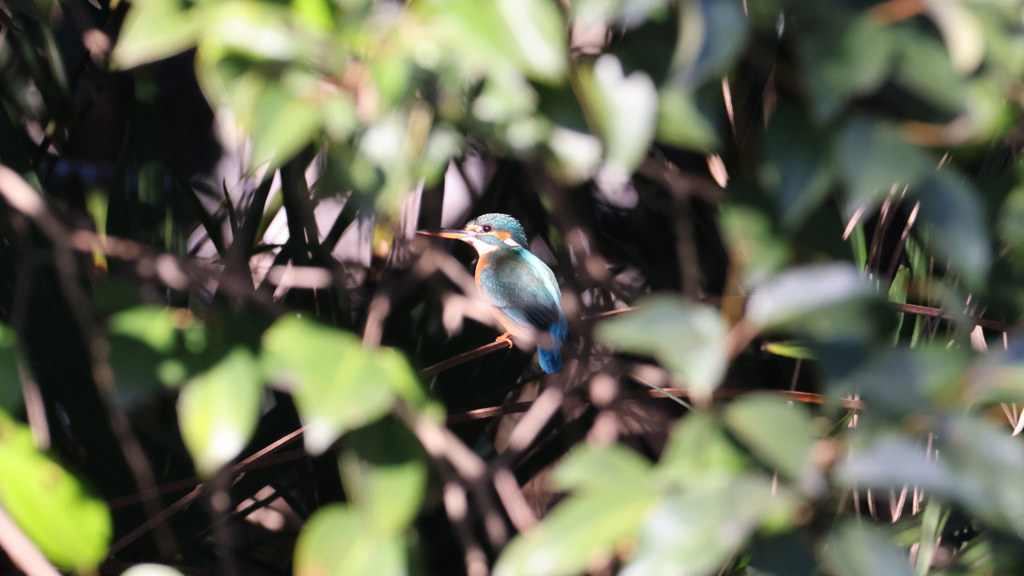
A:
478,248,562,334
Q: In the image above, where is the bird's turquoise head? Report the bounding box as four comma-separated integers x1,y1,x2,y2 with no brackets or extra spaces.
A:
417,213,530,252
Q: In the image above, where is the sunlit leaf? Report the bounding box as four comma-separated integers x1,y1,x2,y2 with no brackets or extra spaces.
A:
262,317,428,454
111,0,201,69
596,295,729,402
294,504,406,576
581,54,658,198
177,347,263,476
108,305,181,354
620,476,796,576
0,411,111,571
493,490,655,576
925,0,985,74
495,0,566,82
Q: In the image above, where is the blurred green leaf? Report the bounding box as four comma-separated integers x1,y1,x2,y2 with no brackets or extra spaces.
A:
838,115,934,215
724,395,824,496
581,54,658,198
110,0,201,69
821,521,914,576
761,105,835,229
655,86,719,150
937,415,1024,532
620,476,796,576
800,15,895,120
493,490,655,576
177,346,263,476
108,305,181,354
745,263,874,331
262,317,428,454
893,27,967,113
339,419,428,534
839,435,958,495
719,204,790,289
925,0,985,74
496,0,566,82
294,504,406,576
657,411,747,488
0,411,111,571
552,443,655,494
596,295,729,402
909,170,991,288
671,0,748,88
762,341,814,359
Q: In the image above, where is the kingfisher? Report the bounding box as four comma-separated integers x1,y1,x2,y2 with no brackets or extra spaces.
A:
418,213,568,374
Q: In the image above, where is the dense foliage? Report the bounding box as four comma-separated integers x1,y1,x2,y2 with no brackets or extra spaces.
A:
3,0,1024,574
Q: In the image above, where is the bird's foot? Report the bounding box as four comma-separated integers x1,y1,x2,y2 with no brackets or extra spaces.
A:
494,332,514,349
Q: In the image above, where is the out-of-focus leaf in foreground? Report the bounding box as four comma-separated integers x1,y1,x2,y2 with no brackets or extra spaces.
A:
0,411,111,571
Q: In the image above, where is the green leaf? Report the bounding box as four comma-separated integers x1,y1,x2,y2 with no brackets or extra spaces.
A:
671,0,748,88
339,419,428,533
893,27,967,112
0,411,111,571
493,491,656,576
495,0,566,82
762,341,815,359
294,504,406,576
745,263,873,330
551,443,655,494
838,115,934,215
111,0,201,69
177,347,263,476
581,54,658,198
838,435,957,495
655,86,719,150
620,476,796,576
761,105,836,229
719,204,790,289
657,411,748,488
908,171,990,288
108,305,181,354
821,521,914,576
262,317,427,454
800,15,895,120
595,295,729,402
724,395,824,496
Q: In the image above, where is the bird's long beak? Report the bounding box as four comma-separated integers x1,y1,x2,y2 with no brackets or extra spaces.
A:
417,229,473,239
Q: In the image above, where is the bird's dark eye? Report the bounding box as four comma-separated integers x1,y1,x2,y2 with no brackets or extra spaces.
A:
481,224,493,233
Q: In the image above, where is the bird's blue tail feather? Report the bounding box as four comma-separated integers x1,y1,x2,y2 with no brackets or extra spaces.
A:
538,315,568,374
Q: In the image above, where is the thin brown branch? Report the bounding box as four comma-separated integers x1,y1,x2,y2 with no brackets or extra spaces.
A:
447,388,863,425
